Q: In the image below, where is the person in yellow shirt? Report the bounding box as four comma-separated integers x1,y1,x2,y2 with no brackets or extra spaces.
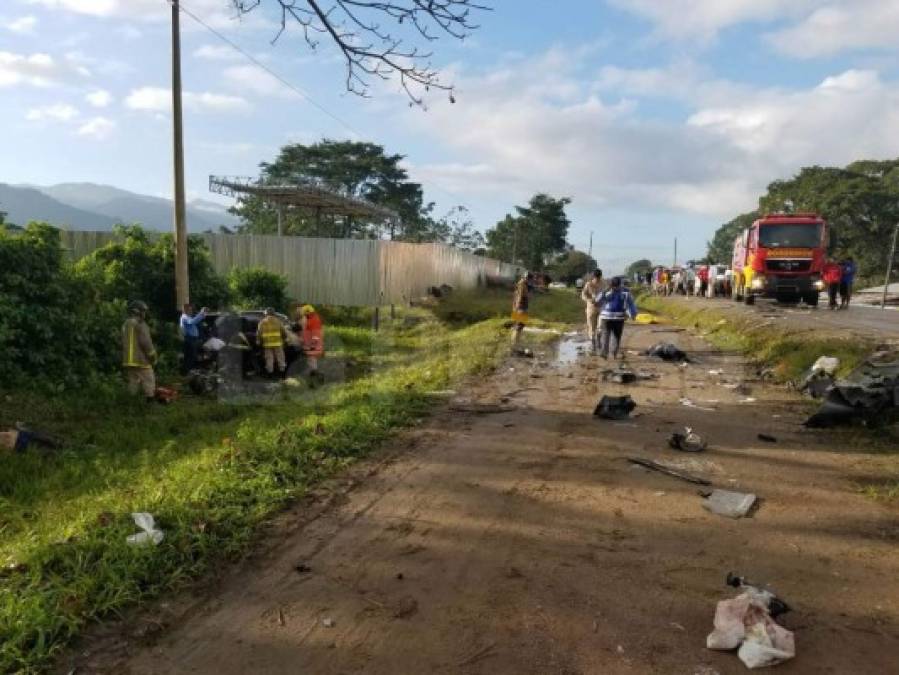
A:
121,300,157,400
257,307,287,376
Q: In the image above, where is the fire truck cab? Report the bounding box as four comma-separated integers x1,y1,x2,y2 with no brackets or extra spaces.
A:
732,213,827,306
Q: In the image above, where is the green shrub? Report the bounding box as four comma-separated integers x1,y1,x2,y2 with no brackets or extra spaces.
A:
228,267,288,311
0,223,119,388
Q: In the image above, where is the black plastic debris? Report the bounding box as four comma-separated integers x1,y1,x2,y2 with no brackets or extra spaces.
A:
594,395,636,420
626,457,711,485
726,573,791,618
645,343,690,362
757,433,777,443
804,359,899,428
668,427,707,452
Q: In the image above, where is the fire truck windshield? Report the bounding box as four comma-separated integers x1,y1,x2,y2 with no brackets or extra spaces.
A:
758,223,821,248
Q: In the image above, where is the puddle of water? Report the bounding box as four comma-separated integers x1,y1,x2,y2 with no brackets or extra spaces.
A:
554,336,589,365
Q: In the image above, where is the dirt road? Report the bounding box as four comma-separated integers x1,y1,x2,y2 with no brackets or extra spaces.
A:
68,324,899,674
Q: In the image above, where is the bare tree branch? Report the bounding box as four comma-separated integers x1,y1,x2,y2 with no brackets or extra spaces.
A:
231,0,491,105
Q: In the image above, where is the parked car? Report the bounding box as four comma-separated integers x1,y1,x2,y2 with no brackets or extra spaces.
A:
196,310,305,380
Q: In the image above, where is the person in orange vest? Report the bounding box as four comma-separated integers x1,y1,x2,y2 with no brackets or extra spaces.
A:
121,300,157,400
298,304,325,377
257,308,287,375
822,261,842,310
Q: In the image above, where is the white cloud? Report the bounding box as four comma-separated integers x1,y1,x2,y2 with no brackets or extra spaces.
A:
125,86,251,113
85,88,113,107
26,0,268,29
398,49,899,221
4,15,37,34
767,1,899,58
607,0,814,41
0,50,88,88
194,44,241,61
25,103,79,122
223,65,302,100
76,116,116,140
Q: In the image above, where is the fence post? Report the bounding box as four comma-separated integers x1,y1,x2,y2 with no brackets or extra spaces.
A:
372,306,380,332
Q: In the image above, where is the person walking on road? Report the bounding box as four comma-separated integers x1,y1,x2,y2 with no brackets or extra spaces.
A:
595,277,638,360
257,308,287,376
122,300,157,401
179,303,207,374
840,257,857,309
822,261,843,310
697,265,710,298
581,269,603,350
511,272,532,347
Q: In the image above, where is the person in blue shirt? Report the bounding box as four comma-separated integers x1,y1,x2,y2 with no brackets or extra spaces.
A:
179,303,208,374
595,277,638,359
839,257,857,309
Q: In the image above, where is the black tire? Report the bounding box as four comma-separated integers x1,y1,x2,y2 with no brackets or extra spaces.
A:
804,293,819,307
744,294,755,305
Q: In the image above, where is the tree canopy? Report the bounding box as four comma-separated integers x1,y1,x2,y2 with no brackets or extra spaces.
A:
229,0,490,104
624,259,653,278
705,158,899,276
548,249,596,284
485,194,571,269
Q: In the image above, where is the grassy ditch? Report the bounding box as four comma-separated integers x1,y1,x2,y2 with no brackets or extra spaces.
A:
0,291,575,673
638,295,873,382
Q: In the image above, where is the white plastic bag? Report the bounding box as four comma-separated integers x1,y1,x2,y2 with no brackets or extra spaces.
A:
707,588,795,669
811,356,839,376
203,337,226,352
126,512,164,546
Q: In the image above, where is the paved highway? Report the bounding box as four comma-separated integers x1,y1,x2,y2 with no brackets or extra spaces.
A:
661,294,899,339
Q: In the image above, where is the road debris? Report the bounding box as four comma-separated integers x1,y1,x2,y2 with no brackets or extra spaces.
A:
804,358,899,428
702,490,758,518
322,617,335,628
680,397,717,412
594,395,637,420
708,574,795,669
512,347,535,358
126,513,164,546
626,457,712,485
669,427,707,452
603,369,637,384
739,397,757,404
645,342,690,362
450,404,516,414
757,434,777,443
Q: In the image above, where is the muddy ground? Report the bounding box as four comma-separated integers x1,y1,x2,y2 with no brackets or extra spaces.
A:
63,323,899,674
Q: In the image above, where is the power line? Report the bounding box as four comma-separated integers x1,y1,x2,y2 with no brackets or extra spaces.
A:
171,0,360,137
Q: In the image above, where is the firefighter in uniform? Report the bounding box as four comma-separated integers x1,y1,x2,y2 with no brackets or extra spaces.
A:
122,300,157,400
298,304,325,377
257,308,287,375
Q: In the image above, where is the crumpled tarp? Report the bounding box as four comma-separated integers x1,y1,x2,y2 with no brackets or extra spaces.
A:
593,395,636,420
805,359,899,428
707,586,795,669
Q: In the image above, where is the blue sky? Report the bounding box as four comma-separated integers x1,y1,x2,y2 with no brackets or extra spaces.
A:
4,1,899,272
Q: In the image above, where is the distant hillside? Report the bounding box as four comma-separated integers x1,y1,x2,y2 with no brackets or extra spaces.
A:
0,184,119,230
38,183,240,232
1,182,240,232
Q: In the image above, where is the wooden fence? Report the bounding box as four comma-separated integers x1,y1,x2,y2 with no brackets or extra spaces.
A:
60,231,519,306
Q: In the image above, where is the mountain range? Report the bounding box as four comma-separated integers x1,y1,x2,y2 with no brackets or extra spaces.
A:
0,182,240,233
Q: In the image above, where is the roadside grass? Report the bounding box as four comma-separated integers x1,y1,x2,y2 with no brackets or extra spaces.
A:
638,295,873,382
0,298,574,673
430,286,583,326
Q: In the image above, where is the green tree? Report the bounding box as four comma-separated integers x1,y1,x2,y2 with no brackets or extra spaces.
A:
233,140,427,240
228,267,289,311
485,194,571,269
549,249,596,284
0,223,120,386
624,259,653,278
706,211,758,264
75,225,230,322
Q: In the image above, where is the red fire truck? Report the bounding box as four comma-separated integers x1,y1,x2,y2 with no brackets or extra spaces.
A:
732,213,828,306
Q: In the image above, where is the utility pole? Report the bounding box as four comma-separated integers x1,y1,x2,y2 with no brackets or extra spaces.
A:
588,230,593,269
882,222,899,309
171,0,189,308
673,237,678,267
